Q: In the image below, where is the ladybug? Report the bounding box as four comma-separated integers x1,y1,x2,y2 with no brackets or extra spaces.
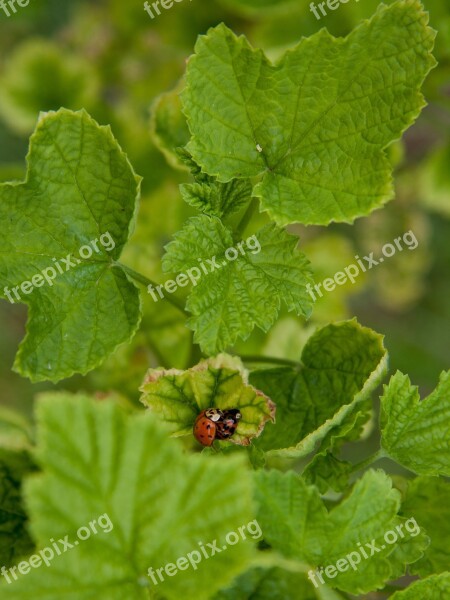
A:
193,408,242,446
215,409,242,441
193,408,223,447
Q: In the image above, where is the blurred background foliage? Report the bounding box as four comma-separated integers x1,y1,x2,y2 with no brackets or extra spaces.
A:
0,0,449,431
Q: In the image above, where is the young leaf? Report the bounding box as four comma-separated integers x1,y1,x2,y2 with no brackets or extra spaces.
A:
162,216,314,354
249,320,387,458
255,469,427,595
140,354,276,446
175,147,254,219
302,398,372,493
150,85,191,170
180,178,252,220
182,0,435,225
380,371,450,476
1,394,257,599
0,109,142,382
390,572,450,599
401,476,450,576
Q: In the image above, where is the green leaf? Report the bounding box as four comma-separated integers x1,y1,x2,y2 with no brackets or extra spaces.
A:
0,449,36,568
0,393,257,599
180,178,252,220
176,149,254,220
401,476,450,576
150,85,191,170
254,471,328,563
249,320,387,457
215,567,321,600
182,1,435,225
390,573,450,599
140,354,276,446
303,453,355,495
254,469,426,594
303,400,373,493
381,515,429,581
322,473,424,593
0,109,142,382
162,215,313,354
380,371,450,476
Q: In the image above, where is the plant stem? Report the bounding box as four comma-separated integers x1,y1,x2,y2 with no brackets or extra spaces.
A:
381,584,406,594
250,551,310,574
116,262,189,316
350,448,386,473
240,354,301,368
234,197,259,240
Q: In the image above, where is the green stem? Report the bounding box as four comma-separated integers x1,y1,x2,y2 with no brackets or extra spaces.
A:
234,197,259,240
250,551,310,574
350,448,386,473
240,355,301,368
381,584,406,594
117,262,189,316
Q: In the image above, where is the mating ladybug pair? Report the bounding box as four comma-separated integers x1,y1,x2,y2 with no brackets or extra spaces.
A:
193,408,242,447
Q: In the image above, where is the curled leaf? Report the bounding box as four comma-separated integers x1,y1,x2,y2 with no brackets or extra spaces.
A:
140,354,276,446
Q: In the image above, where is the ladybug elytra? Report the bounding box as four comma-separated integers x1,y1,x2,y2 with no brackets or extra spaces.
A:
193,408,223,447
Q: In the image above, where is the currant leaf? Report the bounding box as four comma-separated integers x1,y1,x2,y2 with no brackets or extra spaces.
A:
0,109,141,382
182,1,435,225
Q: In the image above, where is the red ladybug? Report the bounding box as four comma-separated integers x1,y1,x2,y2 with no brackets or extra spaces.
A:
193,408,223,447
215,409,242,441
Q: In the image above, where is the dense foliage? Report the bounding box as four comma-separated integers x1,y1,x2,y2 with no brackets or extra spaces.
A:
0,0,449,598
